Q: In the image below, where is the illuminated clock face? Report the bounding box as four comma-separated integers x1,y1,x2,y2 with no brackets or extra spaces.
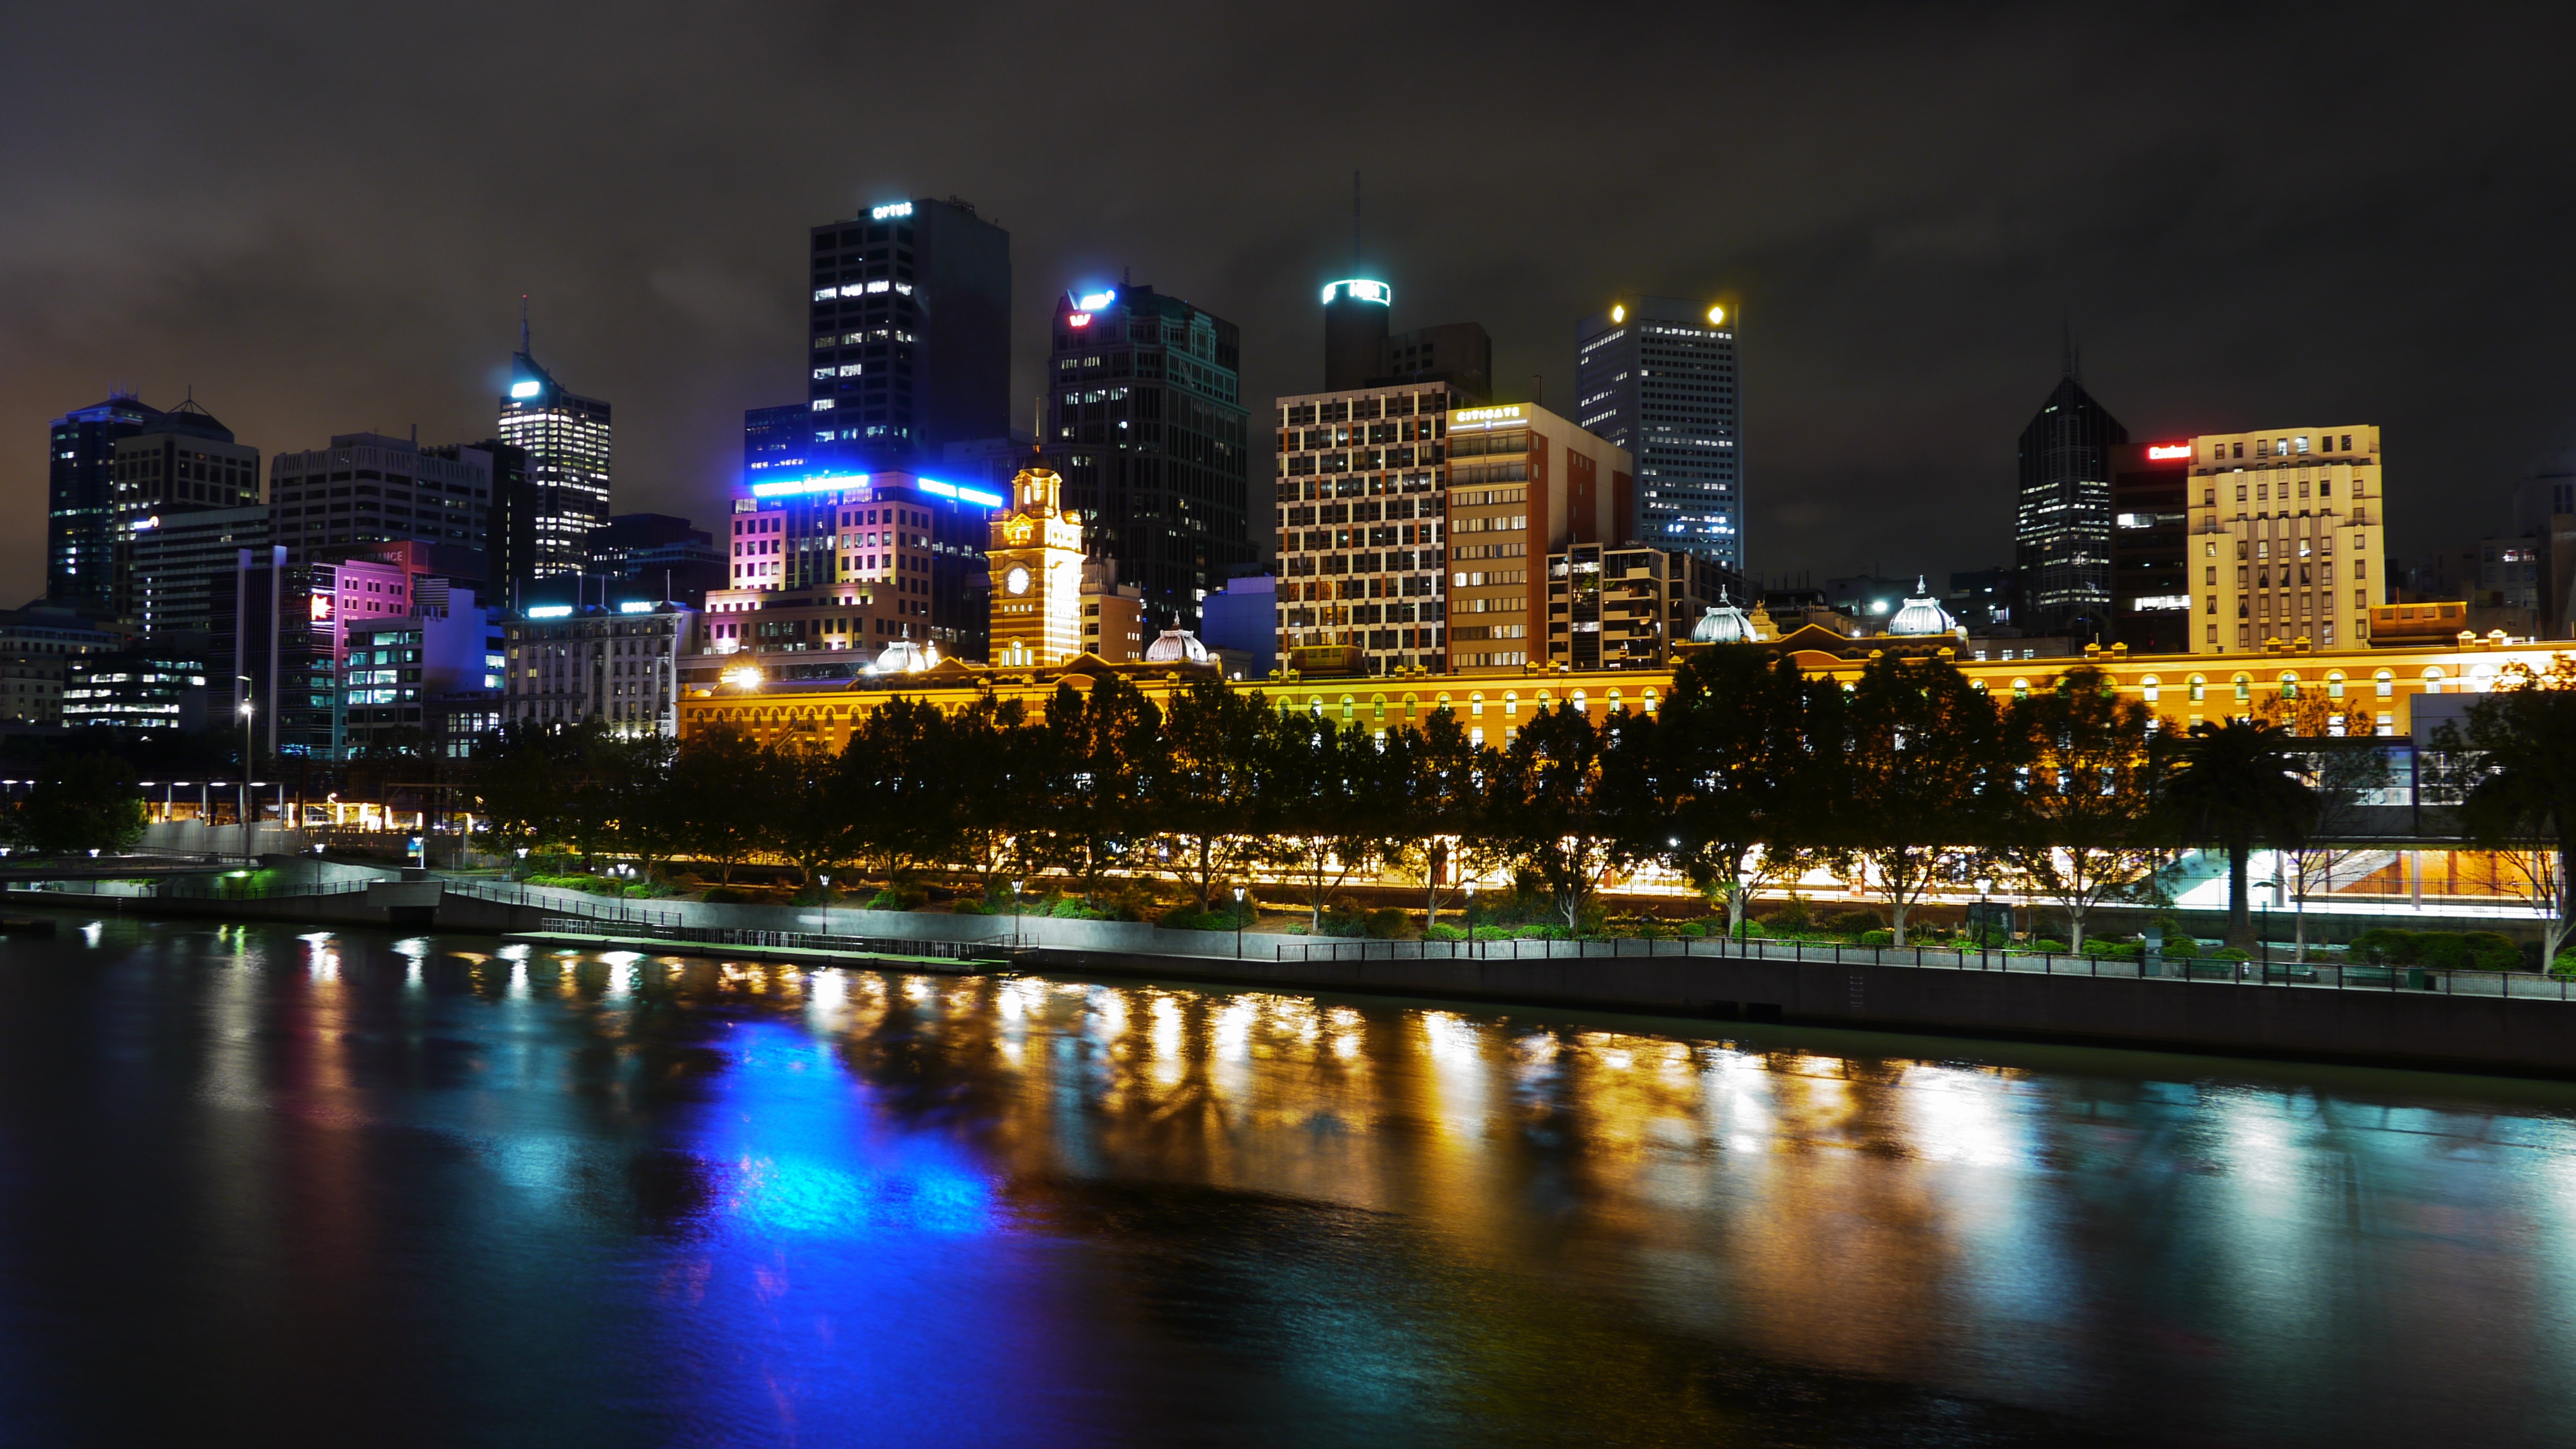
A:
1006,565,1031,595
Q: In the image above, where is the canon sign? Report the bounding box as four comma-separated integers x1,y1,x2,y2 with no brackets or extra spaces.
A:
2145,443,2193,461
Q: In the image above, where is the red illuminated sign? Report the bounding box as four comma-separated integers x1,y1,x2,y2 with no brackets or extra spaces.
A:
2146,443,2192,461
1067,313,1092,327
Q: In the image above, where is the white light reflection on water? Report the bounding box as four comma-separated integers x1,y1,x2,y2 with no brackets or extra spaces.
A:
53,922,2576,1447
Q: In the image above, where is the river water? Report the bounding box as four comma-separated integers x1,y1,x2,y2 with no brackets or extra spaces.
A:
2,917,2573,1447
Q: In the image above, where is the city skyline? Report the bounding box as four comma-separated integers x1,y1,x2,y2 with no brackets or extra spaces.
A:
5,5,2572,600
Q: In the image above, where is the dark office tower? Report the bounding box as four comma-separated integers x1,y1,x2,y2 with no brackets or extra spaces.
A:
1044,283,1252,629
743,402,812,488
805,197,1010,470
1374,321,1491,404
452,438,533,608
498,325,611,580
1574,295,1743,569
268,433,492,581
2108,440,2192,653
108,398,262,621
2015,368,2127,641
47,392,162,609
1322,278,1390,391
593,512,724,606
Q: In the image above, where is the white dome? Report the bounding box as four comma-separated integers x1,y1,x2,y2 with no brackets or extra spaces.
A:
870,640,939,674
1690,588,1758,644
1887,577,1960,637
1143,629,1210,664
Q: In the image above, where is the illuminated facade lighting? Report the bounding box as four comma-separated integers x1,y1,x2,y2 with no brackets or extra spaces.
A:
1576,295,1743,572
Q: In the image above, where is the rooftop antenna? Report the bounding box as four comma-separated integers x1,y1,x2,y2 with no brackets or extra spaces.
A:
1352,169,1362,270
1032,394,1044,453
2060,316,2079,382
519,295,531,356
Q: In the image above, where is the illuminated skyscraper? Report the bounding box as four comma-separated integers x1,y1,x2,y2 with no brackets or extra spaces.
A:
804,197,1010,471
1043,282,1252,629
2015,369,2125,640
1574,295,1742,569
108,399,262,622
497,320,610,581
47,391,160,610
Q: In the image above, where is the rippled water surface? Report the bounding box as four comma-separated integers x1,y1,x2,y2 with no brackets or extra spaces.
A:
2,917,2575,1446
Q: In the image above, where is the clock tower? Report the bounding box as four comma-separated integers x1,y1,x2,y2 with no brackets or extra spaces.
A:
987,465,1086,666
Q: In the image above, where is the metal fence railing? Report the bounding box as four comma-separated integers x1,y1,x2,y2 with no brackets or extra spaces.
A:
532,915,1006,963
1279,935,2576,1002
5,877,376,903
447,879,684,929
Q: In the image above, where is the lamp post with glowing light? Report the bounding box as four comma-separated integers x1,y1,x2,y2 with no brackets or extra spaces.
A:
1974,876,1994,967
1013,878,1025,949
235,675,256,863
1234,886,1246,958
1464,881,1477,959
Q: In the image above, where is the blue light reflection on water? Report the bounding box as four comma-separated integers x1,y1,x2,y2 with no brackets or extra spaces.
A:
6,921,2576,1446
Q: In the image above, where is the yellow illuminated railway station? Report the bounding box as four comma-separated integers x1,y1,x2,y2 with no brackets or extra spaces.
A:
681,471,2565,752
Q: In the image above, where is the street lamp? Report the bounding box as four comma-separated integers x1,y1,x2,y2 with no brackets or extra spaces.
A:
1234,885,1246,958
2255,880,2277,981
235,676,255,863
1012,878,1025,948
1974,876,1994,966
514,845,530,882
1464,881,1478,959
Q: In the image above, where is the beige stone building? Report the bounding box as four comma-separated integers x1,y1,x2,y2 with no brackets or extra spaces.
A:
2187,425,2384,653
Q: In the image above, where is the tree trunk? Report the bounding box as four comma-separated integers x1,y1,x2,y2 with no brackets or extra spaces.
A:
1725,881,1747,942
2068,906,2085,955
2225,835,2253,945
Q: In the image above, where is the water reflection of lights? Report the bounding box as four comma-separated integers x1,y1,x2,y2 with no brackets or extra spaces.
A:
1898,1065,2023,1168
496,943,530,962
80,920,102,945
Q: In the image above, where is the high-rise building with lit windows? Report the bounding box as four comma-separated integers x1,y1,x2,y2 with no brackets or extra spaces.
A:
804,197,1010,472
2187,425,2386,654
48,392,161,610
1574,295,1741,569
108,400,262,622
1043,282,1253,629
2015,370,2124,640
497,330,610,581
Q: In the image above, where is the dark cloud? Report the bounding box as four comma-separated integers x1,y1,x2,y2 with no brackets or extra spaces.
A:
4,0,2572,594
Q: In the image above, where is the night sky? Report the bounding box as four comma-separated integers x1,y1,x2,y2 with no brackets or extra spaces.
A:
6,2,2572,598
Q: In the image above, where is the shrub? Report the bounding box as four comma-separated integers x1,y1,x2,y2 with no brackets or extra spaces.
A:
1047,895,1091,919
1469,925,1514,942
2163,936,2202,960
1363,907,1409,939
2551,950,2576,981
2027,938,2069,954
867,887,927,912
2205,946,2250,962
2413,933,2473,971
701,886,754,904
1426,922,1466,942
1827,909,1885,936
1516,923,1569,941
1857,929,1895,947
1764,898,1815,933
2460,931,2523,972
951,899,991,916
2348,928,2418,965
2091,942,2142,960
1732,919,1765,939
